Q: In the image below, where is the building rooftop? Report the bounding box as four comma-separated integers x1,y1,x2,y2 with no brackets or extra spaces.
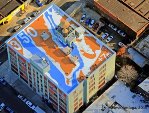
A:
0,0,12,10
84,81,149,113
6,4,114,94
94,0,149,33
135,35,149,59
0,0,21,18
119,0,149,20
138,77,149,94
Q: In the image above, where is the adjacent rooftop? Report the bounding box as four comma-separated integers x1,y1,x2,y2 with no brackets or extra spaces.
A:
119,0,149,20
0,0,28,20
94,0,149,33
138,77,149,94
84,81,149,113
135,35,149,59
0,0,21,20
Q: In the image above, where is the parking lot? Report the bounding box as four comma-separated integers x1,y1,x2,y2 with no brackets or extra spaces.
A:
73,6,128,51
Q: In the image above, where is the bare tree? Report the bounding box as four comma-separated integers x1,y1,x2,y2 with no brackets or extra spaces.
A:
117,65,138,84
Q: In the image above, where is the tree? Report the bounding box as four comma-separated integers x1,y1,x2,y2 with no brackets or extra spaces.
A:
117,65,138,85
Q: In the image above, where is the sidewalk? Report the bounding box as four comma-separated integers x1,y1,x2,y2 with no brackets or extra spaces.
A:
0,61,55,113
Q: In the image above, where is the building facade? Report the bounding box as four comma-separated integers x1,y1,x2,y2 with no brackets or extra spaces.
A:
6,4,116,113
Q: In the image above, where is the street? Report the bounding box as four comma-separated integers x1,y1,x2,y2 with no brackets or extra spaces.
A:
0,83,33,113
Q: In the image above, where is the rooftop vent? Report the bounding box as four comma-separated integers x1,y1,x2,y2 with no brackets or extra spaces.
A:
62,28,69,37
41,57,47,65
70,55,79,64
62,46,72,55
41,31,50,40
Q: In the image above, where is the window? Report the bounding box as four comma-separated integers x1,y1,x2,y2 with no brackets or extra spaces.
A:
41,88,43,92
40,75,42,78
74,101,78,107
30,84,32,87
74,97,78,103
74,106,78,112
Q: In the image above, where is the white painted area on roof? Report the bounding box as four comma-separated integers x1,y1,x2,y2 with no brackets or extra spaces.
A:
139,77,149,93
84,81,149,113
45,72,58,85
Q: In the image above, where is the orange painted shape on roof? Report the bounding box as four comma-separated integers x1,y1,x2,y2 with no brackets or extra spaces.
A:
77,70,86,82
84,36,100,52
79,70,85,77
66,78,70,85
8,38,23,54
25,15,76,76
80,50,96,59
78,36,100,59
91,46,112,72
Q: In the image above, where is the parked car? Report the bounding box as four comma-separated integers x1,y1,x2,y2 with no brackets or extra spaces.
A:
108,24,117,31
32,10,40,17
101,32,109,39
0,103,5,111
97,30,102,35
118,42,126,47
85,18,91,26
26,101,36,110
80,14,86,23
92,22,99,31
36,0,43,7
106,36,114,43
89,19,95,28
23,17,32,24
17,95,36,110
13,25,22,32
5,106,14,113
117,30,126,37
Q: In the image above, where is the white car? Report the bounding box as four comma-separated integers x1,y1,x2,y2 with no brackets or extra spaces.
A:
23,17,32,24
101,33,109,39
80,14,86,23
13,25,22,32
0,103,5,111
106,36,114,43
89,19,95,28
108,24,117,31
117,30,126,37
26,101,36,110
32,10,40,17
118,42,126,47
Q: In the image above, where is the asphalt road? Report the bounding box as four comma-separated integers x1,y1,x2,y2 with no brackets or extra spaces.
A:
0,83,33,113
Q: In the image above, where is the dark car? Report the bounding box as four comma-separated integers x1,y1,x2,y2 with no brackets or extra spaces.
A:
35,0,43,7
92,22,99,31
5,106,14,113
85,18,91,26
80,14,86,23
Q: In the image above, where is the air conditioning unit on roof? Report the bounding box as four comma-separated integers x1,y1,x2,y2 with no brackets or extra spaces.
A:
41,31,50,40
